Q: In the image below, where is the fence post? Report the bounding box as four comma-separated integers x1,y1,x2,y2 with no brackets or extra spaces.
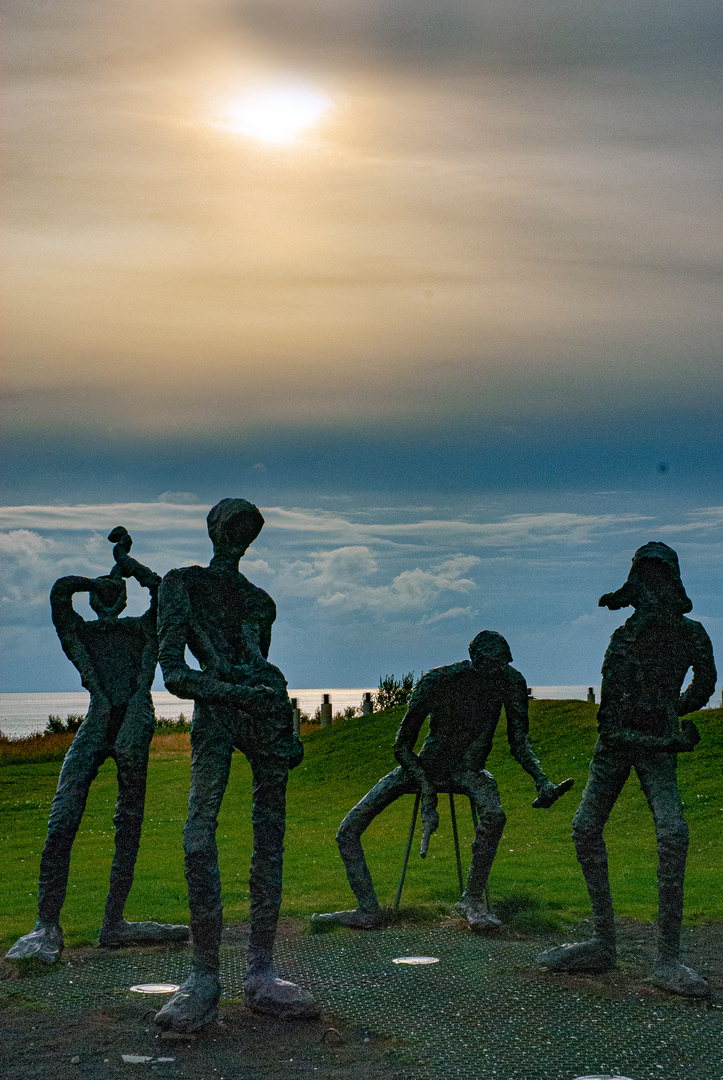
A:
361,692,373,716
320,693,332,728
290,697,301,736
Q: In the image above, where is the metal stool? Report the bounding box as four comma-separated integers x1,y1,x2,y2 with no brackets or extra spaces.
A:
394,791,484,909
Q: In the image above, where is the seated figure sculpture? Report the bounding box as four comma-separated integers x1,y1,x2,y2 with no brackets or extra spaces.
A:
6,528,188,967
154,499,317,1032
313,631,573,932
538,542,716,997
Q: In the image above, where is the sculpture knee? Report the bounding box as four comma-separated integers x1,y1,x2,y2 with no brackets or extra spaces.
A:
480,805,506,836
657,816,689,854
183,817,217,862
572,808,605,860
336,812,366,857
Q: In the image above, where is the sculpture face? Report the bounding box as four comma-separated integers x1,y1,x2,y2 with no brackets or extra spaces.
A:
469,630,513,674
206,498,264,557
89,575,127,618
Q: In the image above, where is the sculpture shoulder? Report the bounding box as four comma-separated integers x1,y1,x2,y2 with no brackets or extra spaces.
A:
681,616,714,651
682,615,711,637
415,660,473,693
160,565,204,592
505,666,528,693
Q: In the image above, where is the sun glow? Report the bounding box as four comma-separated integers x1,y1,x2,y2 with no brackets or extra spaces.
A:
221,84,332,144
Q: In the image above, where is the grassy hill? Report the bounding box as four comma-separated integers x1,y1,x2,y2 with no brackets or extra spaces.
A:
1,700,721,949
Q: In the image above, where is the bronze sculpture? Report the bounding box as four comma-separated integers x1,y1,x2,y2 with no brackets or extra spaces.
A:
6,529,188,967
154,499,316,1032
538,542,716,996
313,631,573,932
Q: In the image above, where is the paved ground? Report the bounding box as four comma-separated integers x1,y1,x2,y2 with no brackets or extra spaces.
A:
2,919,722,1080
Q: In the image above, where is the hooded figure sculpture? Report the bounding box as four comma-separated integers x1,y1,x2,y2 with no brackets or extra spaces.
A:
538,542,716,996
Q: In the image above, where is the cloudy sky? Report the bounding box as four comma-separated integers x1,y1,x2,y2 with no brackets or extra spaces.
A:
2,1,722,692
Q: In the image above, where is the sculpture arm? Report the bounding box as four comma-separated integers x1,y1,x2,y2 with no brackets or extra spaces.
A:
49,577,109,700
157,573,279,710
677,625,716,716
393,696,435,795
113,547,161,612
600,725,701,753
504,675,552,791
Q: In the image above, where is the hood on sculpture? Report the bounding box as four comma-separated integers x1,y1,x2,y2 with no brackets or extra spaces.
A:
599,540,692,615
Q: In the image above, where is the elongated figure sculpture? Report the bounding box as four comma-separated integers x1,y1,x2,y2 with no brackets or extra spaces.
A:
154,499,316,1032
538,542,716,996
313,631,573,932
5,529,188,967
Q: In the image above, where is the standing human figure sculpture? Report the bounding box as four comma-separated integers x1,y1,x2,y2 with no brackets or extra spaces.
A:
313,631,573,932
5,528,188,967
154,498,316,1032
538,542,716,996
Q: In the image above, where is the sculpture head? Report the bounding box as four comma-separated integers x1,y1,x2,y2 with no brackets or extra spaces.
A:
599,541,692,615
469,630,513,676
207,498,264,558
89,566,127,619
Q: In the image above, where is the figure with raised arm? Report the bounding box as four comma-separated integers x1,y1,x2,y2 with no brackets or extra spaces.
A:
313,631,573,933
5,528,188,968
538,542,716,997
153,499,316,1033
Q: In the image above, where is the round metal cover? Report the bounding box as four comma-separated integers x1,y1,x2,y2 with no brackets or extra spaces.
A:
128,983,180,994
573,1075,635,1080
392,956,440,965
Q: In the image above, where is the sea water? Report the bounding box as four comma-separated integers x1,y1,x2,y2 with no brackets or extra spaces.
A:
0,686,602,739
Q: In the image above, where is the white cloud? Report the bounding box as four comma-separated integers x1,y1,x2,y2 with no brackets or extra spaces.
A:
0,503,212,533
420,605,478,625
658,507,723,534
274,547,479,613
157,491,200,504
262,506,648,547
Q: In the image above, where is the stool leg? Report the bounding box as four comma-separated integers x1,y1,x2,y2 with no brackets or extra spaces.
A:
449,793,464,897
394,793,420,910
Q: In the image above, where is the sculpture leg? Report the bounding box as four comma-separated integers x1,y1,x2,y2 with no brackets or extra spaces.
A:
312,769,412,929
5,710,109,966
456,770,505,932
100,703,189,947
538,745,626,972
637,755,709,997
243,749,318,1019
155,716,232,1031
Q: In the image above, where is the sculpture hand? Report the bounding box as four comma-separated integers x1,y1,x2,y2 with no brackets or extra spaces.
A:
108,526,133,559
419,792,439,858
672,719,701,752
288,732,304,770
532,777,574,809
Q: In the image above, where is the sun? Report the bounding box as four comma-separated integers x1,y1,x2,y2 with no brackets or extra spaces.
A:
220,84,333,145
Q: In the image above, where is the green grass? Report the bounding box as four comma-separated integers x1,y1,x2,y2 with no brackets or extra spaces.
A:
1,702,722,949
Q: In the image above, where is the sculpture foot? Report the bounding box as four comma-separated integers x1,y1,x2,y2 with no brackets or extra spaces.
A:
244,974,319,1019
154,972,221,1032
310,909,384,930
537,938,616,972
455,897,502,933
651,960,710,998
5,922,64,966
99,920,189,948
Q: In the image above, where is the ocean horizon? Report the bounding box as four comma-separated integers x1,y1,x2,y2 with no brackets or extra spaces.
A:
0,686,603,739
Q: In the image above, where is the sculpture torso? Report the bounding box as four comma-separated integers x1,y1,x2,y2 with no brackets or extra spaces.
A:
400,660,528,778
73,617,155,706
598,610,715,738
